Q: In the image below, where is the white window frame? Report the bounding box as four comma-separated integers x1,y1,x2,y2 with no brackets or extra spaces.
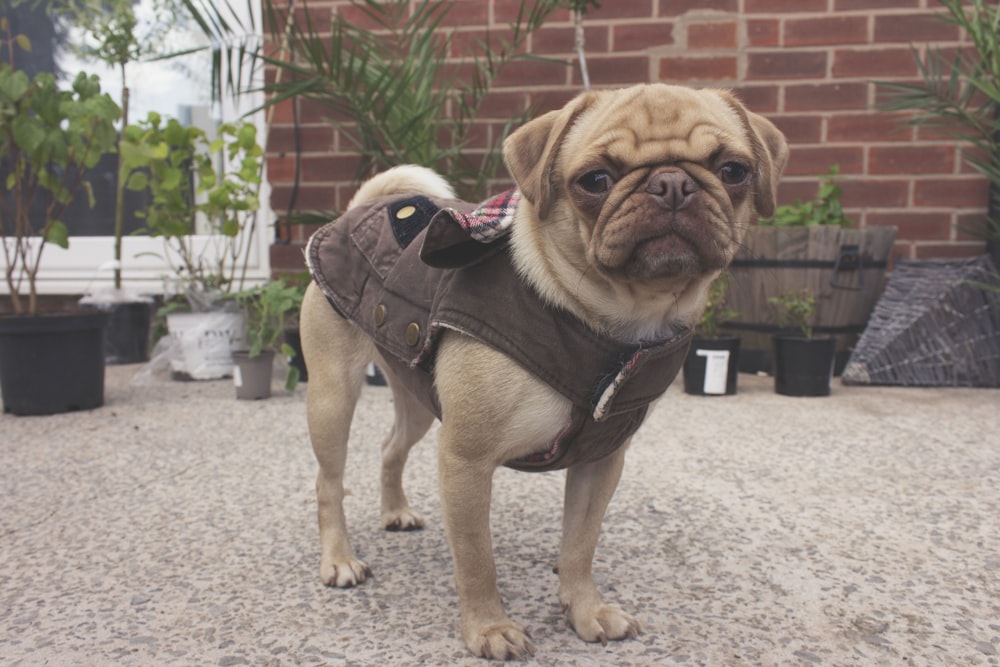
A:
1,0,271,298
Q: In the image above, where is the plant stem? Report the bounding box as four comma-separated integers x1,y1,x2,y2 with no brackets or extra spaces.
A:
114,77,129,290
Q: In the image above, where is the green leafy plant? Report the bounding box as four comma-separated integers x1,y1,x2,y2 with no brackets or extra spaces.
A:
57,0,187,289
234,278,304,390
121,112,263,307
695,274,739,338
769,288,817,339
0,21,121,315
877,0,1000,246
759,165,852,228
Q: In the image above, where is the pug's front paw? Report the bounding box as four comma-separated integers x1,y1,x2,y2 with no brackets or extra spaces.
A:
465,621,535,660
566,602,640,645
319,557,371,588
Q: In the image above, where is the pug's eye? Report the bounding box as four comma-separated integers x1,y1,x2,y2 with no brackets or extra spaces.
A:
719,162,750,185
577,170,614,194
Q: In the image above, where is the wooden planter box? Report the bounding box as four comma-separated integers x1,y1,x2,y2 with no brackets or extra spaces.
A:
721,225,897,374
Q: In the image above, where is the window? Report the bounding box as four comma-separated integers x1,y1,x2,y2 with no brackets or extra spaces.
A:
0,0,271,297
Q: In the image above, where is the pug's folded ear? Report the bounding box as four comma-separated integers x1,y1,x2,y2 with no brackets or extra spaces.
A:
503,92,599,219
715,91,789,219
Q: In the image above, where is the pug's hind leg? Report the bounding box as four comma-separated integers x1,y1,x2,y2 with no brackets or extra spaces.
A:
301,284,372,588
378,374,435,531
559,446,641,644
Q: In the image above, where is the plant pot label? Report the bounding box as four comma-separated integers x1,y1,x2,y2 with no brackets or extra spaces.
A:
696,349,731,395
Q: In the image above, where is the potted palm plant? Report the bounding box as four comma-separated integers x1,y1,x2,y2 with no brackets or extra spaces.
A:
683,274,741,395
0,24,121,415
769,288,836,397
232,278,302,400
878,0,1000,268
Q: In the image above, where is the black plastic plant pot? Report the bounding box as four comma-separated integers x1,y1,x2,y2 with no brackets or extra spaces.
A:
0,311,109,416
683,336,741,396
772,334,837,397
97,301,153,364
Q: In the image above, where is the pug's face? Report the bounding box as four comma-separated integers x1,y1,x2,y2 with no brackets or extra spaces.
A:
505,85,788,289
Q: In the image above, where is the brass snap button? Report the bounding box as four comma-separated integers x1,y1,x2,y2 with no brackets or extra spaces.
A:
374,304,387,327
396,205,416,220
404,322,420,346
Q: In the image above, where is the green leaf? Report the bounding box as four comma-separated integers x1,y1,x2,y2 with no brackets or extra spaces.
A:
14,34,31,53
45,221,70,249
126,171,149,191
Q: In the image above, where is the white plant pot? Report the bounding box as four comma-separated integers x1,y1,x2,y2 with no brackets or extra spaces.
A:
166,311,246,380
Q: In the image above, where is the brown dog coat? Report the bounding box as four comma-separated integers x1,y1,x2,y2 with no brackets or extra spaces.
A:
306,190,692,471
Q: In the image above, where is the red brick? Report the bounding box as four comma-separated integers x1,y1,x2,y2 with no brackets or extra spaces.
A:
438,0,489,28
914,123,972,143
573,56,650,86
336,3,393,32
864,212,952,240
730,85,780,113
913,177,989,207
785,83,868,111
494,57,568,87
771,115,822,143
745,0,826,11
873,13,961,43
660,0,738,15
266,156,298,184
776,179,826,205
452,28,520,59
914,242,986,259
302,155,364,183
588,0,654,19
269,242,309,274
747,51,827,80
660,56,738,82
271,184,336,213
479,90,533,119
493,0,569,24
869,146,956,175
266,126,335,156
785,83,869,111
272,98,334,125
836,0,920,8
840,179,909,208
826,112,913,143
832,47,919,78
688,21,738,49
533,25,610,55
784,16,868,47
612,23,674,52
784,147,864,176
747,19,780,47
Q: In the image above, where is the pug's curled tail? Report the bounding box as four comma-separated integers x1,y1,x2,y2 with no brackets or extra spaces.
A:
346,165,457,210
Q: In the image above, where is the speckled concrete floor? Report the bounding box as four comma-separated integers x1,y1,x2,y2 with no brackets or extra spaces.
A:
1,365,998,666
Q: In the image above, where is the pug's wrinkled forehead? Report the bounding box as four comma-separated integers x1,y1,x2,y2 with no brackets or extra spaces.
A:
561,85,755,174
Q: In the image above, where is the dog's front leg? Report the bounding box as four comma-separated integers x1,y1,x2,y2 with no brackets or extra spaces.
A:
559,445,641,644
439,439,535,660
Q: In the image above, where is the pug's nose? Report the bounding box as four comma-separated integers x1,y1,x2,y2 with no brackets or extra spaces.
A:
646,171,699,211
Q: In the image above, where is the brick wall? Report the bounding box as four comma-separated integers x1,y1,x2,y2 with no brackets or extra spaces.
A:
267,0,987,275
